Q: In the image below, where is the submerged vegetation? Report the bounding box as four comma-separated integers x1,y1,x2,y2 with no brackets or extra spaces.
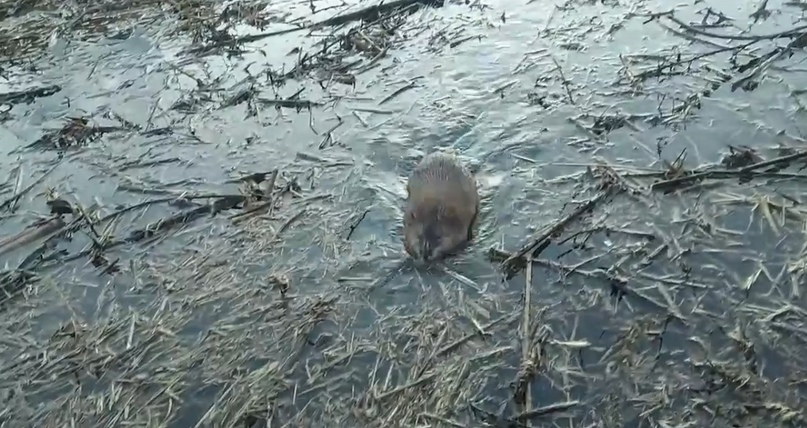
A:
1,0,807,426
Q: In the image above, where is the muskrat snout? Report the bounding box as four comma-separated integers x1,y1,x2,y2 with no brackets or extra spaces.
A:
418,224,442,263
405,218,454,265
403,217,434,264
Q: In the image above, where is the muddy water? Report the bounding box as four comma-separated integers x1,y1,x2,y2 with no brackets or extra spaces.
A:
1,0,806,425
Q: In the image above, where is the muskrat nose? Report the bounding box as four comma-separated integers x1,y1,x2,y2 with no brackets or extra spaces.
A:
420,239,432,262
421,225,440,262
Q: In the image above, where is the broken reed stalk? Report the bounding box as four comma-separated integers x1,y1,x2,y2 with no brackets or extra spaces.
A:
0,162,60,211
521,259,533,425
230,169,279,223
651,149,807,191
502,187,615,276
0,217,65,257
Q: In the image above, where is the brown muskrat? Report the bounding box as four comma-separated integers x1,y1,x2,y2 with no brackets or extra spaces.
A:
403,151,479,263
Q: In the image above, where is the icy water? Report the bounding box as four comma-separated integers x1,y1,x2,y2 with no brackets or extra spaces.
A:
1,0,807,426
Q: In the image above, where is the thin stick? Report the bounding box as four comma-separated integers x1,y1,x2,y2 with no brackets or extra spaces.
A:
651,149,807,190
0,162,59,211
522,260,533,425
503,188,613,272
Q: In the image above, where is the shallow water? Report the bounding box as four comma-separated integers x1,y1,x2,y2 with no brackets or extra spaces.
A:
2,0,807,426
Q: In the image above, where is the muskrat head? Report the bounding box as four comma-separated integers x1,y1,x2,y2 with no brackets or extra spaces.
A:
403,204,466,264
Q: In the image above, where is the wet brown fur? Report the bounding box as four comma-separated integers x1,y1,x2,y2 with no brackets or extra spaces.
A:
403,151,479,263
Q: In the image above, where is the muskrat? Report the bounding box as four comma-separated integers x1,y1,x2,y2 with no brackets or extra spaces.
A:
403,151,479,263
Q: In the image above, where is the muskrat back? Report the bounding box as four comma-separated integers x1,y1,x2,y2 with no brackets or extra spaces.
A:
403,152,479,263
